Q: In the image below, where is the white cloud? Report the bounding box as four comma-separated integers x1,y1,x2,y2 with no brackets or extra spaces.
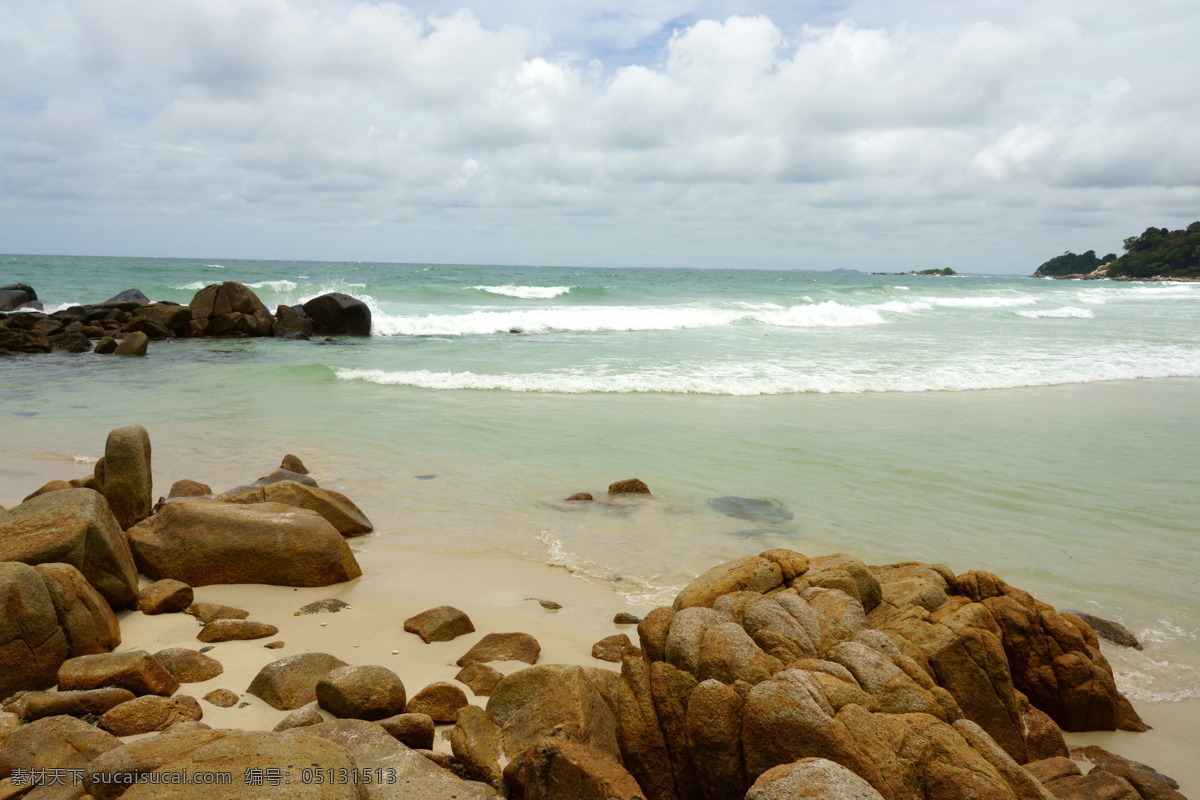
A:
1,0,1198,270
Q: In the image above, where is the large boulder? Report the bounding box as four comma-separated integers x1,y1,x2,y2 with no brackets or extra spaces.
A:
188,282,274,337
246,652,349,710
98,695,203,736
0,714,120,782
301,292,372,336
221,480,373,536
126,498,362,587
34,562,121,656
746,758,887,800
0,561,70,698
57,649,181,697
13,687,136,722
316,665,407,721
98,424,153,529
516,737,646,800
0,283,37,311
0,488,140,607
404,606,475,643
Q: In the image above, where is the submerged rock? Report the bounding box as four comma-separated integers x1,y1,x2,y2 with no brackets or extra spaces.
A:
608,478,651,496
302,292,372,336
1063,610,1143,650
709,495,795,523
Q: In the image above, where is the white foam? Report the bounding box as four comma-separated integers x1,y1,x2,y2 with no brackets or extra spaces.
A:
1016,307,1096,319
755,301,887,327
175,281,206,291
919,295,1039,309
535,531,680,605
204,264,226,269
873,300,934,314
247,280,299,291
470,284,574,299
73,455,98,464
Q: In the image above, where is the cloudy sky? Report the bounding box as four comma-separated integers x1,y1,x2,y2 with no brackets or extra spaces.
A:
2,0,1198,272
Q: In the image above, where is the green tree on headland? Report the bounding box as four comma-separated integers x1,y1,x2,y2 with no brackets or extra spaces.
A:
1034,221,1200,279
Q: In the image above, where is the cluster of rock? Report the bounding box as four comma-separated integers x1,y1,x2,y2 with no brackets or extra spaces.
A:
0,281,371,354
0,425,370,703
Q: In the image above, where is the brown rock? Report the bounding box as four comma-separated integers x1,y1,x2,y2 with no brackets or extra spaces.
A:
189,282,274,336
405,682,468,723
1045,772,1141,800
196,619,278,642
614,613,642,625
592,634,634,662
97,695,203,736
35,562,121,657
456,662,504,696
608,478,651,496
301,293,371,336
202,689,239,708
499,665,619,762
161,720,212,735
57,649,179,697
184,602,248,624
449,704,504,788
746,758,887,800
672,555,784,610
616,656,677,800
221,480,373,536
113,330,149,355
1072,746,1186,800
22,480,74,502
16,688,136,722
404,605,475,643
565,492,593,501
0,715,120,778
456,632,540,667
1063,611,1142,650
94,336,118,354
952,719,1057,800
81,729,230,800
137,579,193,614
0,488,139,608
246,652,349,710
273,707,324,731
126,498,362,587
637,607,675,663
1025,756,1082,785
519,737,645,800
686,678,745,800
379,713,435,749
316,665,407,721
298,598,350,614
280,454,308,474
0,563,70,698
167,480,212,499
152,648,224,682
134,304,192,332
265,640,285,649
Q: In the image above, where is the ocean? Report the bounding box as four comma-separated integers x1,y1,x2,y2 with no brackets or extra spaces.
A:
3,253,1199,706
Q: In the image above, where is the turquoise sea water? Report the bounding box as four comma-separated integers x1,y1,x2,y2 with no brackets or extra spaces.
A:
3,253,1199,702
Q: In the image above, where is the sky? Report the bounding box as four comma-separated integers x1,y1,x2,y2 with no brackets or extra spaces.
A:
1,0,1198,272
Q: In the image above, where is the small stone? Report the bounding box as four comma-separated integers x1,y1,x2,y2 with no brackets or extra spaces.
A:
455,632,540,667
378,712,435,749
152,648,224,682
591,634,634,662
197,619,278,643
265,641,285,649
299,598,350,614
405,682,469,723
186,602,249,624
274,707,325,731
416,750,456,770
202,689,239,708
608,478,651,496
138,579,194,614
456,662,504,696
531,598,562,610
613,613,642,625
565,493,593,502
403,605,475,643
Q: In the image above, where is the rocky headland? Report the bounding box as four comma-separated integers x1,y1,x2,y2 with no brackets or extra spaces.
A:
0,426,1187,800
0,282,372,355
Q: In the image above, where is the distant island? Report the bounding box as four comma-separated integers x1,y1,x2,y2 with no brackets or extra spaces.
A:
1034,221,1200,280
869,267,956,276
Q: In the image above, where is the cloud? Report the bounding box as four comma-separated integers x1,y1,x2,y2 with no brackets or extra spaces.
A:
1,0,1198,270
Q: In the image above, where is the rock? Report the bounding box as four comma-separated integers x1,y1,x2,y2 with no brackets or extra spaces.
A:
246,652,349,710
608,478,651,496
274,305,314,339
0,715,120,780
81,729,230,800
379,713,435,749
456,632,540,667
126,498,362,587
0,488,140,608
168,480,212,499
114,330,150,355
185,602,248,624
221,480,373,536
592,634,634,662
952,719,1057,800
153,648,224,682
54,329,94,352
57,650,180,697
202,689,239,708
449,704,504,788
14,688,136,722
1045,771,1141,800
456,662,504,696
405,682,468,723
316,665,407,721
301,292,372,336
34,562,121,657
0,283,37,311
273,707,324,731
614,613,642,625
23,479,74,502
1063,611,1142,650
0,562,70,698
536,598,562,610
565,492,593,501
518,737,646,800
189,282,274,337
97,695,203,736
96,424,153,531
94,336,118,354
265,640,285,649
497,665,620,763
1072,746,1185,800
672,555,784,610
162,720,212,734
298,598,350,614
102,289,150,305
745,758,886,800
708,496,794,524
138,579,194,614
280,454,308,474
197,619,279,642
686,678,746,799
405,606,475,643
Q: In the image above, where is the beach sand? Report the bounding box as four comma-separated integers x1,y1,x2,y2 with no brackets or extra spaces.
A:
2,451,1196,796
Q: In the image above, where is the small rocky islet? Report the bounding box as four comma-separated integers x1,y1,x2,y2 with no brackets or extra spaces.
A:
0,426,1183,799
0,280,371,355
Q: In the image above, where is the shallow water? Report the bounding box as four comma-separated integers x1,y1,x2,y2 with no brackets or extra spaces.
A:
2,254,1198,704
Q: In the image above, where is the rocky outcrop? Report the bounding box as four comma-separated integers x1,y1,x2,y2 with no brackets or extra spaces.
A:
0,714,120,787
220,480,373,536
188,281,274,337
0,282,37,311
301,292,372,336
0,488,140,608
126,497,362,587
34,562,121,656
0,561,70,698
